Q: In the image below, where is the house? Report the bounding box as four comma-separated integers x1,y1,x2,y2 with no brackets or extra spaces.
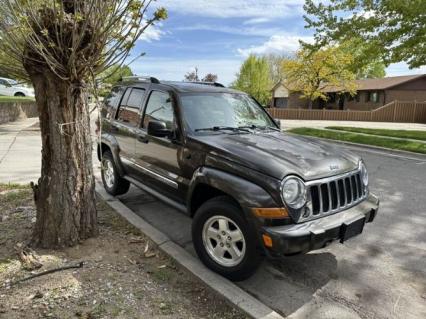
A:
270,82,289,108
271,74,426,110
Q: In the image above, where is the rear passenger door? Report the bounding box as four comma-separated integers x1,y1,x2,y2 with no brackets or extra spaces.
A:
112,87,147,175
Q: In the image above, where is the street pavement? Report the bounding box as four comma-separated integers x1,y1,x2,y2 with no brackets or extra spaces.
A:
1,118,425,318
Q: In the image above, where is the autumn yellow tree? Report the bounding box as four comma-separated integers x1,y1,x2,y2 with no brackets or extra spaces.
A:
282,47,357,109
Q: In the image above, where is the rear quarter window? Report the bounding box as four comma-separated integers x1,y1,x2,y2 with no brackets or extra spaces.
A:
102,86,125,118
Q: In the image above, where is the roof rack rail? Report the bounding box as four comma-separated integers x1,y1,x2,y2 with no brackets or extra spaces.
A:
121,76,160,84
190,81,225,88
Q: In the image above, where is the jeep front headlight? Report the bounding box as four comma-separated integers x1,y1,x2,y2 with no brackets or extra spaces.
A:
281,176,307,209
360,161,369,186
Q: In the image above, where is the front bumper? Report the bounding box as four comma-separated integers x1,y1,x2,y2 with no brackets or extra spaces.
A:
262,193,379,256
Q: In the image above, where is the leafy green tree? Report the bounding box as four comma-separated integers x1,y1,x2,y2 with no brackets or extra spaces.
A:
282,47,357,109
99,64,134,85
340,40,386,79
0,0,167,248
304,0,426,69
232,55,272,106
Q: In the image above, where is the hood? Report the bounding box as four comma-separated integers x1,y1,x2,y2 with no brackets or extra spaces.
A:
192,131,360,181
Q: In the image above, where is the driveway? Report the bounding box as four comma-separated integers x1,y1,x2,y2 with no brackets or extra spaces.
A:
1,119,425,318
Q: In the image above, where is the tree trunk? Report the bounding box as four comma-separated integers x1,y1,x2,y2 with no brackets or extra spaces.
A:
27,70,97,248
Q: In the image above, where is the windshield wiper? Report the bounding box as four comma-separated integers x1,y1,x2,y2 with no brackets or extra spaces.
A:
195,126,251,133
238,125,280,132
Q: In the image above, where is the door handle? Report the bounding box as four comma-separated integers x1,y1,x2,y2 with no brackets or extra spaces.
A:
137,135,149,144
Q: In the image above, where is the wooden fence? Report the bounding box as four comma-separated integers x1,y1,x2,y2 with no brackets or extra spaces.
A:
267,101,426,124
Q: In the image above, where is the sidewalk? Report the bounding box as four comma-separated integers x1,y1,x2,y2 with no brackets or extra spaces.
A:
0,118,41,184
281,120,426,131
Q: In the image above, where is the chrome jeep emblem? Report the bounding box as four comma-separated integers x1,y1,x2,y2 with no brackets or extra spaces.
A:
329,164,340,171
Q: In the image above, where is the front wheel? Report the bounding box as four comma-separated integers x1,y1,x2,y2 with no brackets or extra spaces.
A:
101,151,130,196
192,196,262,281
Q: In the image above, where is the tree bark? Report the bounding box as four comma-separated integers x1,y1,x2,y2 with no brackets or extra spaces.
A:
26,69,97,248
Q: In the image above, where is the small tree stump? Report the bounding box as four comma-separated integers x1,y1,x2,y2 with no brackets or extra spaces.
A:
15,243,43,271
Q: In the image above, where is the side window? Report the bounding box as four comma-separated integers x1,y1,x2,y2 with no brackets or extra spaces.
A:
103,86,125,117
143,91,174,130
0,79,7,86
116,88,145,127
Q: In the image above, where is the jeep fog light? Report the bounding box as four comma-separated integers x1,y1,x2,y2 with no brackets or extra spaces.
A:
360,161,369,186
281,176,307,209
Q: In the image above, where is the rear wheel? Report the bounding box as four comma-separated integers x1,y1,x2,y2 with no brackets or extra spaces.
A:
101,151,130,196
14,92,25,97
192,196,262,281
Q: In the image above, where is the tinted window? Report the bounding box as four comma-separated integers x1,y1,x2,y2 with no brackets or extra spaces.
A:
103,86,125,118
143,91,174,129
0,79,7,86
116,88,145,127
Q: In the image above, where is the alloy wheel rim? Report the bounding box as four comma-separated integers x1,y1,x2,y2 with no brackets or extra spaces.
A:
202,215,246,267
103,159,115,188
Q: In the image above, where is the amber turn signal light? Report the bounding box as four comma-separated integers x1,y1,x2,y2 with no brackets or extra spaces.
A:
262,234,273,248
251,207,289,219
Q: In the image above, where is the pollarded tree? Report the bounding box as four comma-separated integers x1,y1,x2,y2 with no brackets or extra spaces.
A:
0,0,167,248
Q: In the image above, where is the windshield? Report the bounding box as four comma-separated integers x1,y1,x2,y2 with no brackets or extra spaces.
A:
180,93,276,132
6,79,18,86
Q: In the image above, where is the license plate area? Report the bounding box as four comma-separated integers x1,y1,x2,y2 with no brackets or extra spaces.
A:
340,217,365,243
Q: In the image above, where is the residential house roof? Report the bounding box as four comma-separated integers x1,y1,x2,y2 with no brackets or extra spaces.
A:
323,74,426,93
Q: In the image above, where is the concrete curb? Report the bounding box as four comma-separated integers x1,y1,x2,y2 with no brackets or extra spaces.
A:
95,183,284,319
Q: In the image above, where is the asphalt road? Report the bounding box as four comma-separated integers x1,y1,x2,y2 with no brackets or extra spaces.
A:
119,143,426,319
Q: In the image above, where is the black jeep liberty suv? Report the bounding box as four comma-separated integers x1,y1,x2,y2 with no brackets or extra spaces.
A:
98,76,379,281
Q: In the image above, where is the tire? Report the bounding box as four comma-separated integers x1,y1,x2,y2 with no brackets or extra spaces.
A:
101,150,130,196
14,92,25,97
192,196,262,281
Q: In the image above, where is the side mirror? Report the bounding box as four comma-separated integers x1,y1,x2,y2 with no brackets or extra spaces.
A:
147,120,172,138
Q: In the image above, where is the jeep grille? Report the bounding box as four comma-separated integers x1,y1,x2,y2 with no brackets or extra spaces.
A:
302,169,368,222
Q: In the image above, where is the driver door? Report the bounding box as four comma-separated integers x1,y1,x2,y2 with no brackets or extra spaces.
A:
134,90,185,202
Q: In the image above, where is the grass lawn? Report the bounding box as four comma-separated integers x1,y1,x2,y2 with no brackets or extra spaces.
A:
327,126,426,142
0,95,35,103
289,127,426,154
0,182,31,193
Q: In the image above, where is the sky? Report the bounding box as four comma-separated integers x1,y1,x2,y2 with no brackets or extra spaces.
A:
130,0,426,86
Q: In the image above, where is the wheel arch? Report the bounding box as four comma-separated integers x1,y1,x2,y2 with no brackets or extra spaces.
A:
188,167,278,218
97,136,125,176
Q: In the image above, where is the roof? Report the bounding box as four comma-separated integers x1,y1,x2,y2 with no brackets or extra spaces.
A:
161,81,240,94
323,74,426,93
119,78,241,94
271,81,285,92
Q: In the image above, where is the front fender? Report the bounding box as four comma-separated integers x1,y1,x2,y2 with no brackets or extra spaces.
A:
98,134,125,176
188,167,279,217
